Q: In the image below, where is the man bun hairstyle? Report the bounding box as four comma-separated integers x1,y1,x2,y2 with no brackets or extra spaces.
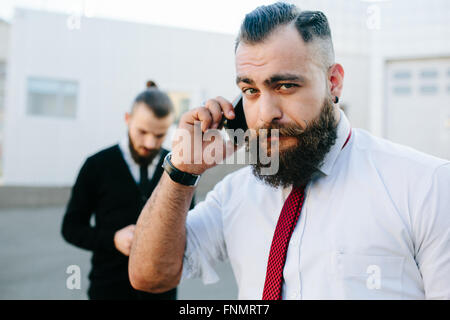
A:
146,80,157,88
132,80,173,118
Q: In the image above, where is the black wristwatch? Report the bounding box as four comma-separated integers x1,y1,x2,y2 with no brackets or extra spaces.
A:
162,152,201,187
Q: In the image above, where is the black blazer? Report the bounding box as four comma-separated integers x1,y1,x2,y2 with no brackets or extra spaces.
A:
61,145,194,289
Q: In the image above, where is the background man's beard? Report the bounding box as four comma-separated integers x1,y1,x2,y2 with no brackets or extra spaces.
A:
128,134,160,166
250,97,338,188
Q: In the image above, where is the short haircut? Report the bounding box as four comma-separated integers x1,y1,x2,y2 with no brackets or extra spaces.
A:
132,80,174,118
236,2,335,71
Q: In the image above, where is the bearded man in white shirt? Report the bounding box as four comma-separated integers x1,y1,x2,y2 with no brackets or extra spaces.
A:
129,2,450,300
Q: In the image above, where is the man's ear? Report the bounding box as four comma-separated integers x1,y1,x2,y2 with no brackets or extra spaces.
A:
328,63,344,99
125,112,131,125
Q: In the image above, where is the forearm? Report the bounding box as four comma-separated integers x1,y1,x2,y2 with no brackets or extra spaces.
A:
129,172,195,292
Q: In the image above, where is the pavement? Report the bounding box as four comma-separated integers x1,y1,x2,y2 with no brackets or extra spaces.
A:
0,206,238,300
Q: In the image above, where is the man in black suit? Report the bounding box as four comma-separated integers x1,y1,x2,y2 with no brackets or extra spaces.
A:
61,82,192,300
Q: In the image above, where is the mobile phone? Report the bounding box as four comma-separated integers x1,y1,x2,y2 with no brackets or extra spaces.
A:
222,94,248,131
221,94,247,147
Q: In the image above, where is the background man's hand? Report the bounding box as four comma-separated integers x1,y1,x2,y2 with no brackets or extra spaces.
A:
114,224,136,256
171,96,238,175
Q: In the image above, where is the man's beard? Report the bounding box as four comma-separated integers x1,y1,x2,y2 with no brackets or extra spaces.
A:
128,133,160,166
249,96,338,188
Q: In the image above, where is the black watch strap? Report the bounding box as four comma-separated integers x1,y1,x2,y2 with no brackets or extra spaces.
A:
162,152,201,187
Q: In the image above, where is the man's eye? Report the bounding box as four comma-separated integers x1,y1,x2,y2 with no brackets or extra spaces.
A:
279,83,298,90
243,88,258,95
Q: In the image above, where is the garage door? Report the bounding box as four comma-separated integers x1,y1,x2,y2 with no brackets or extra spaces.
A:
385,57,450,160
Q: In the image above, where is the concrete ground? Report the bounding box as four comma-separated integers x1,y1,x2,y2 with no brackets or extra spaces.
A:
0,206,238,300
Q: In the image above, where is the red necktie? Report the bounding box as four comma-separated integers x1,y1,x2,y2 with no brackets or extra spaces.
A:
262,129,352,300
262,185,306,300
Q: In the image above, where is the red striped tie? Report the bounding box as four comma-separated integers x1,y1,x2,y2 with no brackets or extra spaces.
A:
262,129,352,300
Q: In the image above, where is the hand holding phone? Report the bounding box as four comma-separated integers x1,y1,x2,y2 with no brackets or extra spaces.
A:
171,96,239,175
221,94,248,147
222,93,248,132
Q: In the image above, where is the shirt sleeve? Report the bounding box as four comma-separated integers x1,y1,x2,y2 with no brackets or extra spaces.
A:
181,180,228,285
413,163,450,299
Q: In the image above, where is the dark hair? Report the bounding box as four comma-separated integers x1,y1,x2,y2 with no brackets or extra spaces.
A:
132,80,174,118
146,80,157,88
236,2,334,69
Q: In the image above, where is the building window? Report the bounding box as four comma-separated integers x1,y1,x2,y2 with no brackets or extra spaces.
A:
393,86,412,95
167,91,190,124
393,70,411,80
420,85,438,94
420,69,438,79
27,77,78,118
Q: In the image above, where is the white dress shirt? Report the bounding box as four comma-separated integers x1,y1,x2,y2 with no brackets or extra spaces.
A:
181,109,450,300
118,136,161,183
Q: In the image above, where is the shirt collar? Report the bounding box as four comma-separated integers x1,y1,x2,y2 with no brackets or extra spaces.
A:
119,134,133,164
317,108,351,176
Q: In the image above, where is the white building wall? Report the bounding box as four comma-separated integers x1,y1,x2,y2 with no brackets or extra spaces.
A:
294,0,450,147
371,0,450,140
3,9,237,186
0,20,10,179
0,20,9,61
292,0,372,131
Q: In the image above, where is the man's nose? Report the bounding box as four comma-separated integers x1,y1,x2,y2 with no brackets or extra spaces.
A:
257,93,282,127
144,136,157,149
